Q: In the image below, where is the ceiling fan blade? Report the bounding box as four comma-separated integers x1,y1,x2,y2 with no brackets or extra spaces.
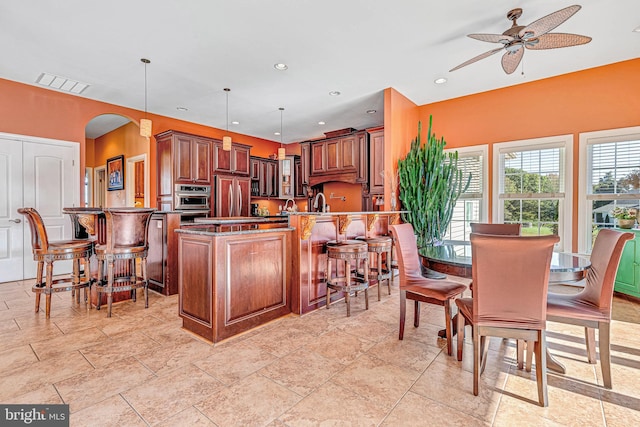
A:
449,47,504,72
526,33,592,50
519,5,581,38
468,33,513,44
501,48,524,74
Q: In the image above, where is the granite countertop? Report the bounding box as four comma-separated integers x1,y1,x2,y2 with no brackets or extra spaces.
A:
176,222,293,236
192,216,288,225
273,210,406,216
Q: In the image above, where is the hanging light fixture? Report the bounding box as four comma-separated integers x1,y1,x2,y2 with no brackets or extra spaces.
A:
139,58,152,138
277,107,286,160
222,88,232,151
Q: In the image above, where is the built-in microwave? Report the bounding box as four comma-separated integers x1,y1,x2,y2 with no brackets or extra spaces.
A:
174,184,211,210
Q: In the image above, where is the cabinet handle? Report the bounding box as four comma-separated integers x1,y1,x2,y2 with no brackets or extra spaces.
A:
238,184,242,215
229,184,233,216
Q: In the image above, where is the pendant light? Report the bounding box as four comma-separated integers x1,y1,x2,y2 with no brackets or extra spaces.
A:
222,88,232,151
277,107,286,160
139,58,152,138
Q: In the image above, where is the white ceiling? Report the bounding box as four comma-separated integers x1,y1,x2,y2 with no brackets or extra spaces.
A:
2,1,638,142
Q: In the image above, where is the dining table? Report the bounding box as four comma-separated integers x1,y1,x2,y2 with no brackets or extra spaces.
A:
419,241,592,374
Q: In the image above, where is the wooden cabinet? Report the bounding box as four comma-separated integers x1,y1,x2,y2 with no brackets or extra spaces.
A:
300,143,310,186
155,130,212,209
147,212,181,295
367,127,385,194
294,157,305,198
177,228,292,343
250,157,279,198
213,142,250,175
307,131,367,186
216,175,251,217
156,130,211,189
615,228,640,298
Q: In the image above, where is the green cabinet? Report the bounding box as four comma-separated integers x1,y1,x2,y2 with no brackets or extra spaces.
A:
614,228,640,298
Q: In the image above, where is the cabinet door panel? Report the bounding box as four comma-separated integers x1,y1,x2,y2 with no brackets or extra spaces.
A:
311,143,326,174
193,139,211,184
233,146,250,175
340,136,357,170
216,176,234,217
369,130,385,193
179,237,213,326
236,177,251,217
175,136,193,182
214,143,232,173
301,143,310,185
326,139,340,172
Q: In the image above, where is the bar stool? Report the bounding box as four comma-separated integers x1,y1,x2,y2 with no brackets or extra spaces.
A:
94,208,155,317
356,235,393,301
18,207,94,318
325,239,370,317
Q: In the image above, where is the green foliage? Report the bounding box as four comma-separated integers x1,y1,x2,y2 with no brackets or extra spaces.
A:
397,116,470,247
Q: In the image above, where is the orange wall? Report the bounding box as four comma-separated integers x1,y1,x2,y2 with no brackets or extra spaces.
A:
383,87,420,210
414,58,640,251
0,78,281,205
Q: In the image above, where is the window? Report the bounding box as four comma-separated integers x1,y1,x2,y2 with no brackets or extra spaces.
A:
444,145,488,242
493,135,573,251
578,126,640,253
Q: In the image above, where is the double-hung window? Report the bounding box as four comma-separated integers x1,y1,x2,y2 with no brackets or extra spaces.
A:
444,145,488,242
493,135,573,251
578,126,640,253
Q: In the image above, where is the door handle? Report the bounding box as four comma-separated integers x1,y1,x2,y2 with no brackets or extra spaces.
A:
9,218,21,223
229,184,233,216
238,184,242,215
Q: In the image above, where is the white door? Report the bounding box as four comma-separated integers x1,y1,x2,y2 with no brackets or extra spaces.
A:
0,139,24,282
0,135,79,282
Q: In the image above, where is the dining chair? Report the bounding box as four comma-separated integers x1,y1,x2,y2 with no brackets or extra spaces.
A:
18,207,94,318
470,222,522,235
94,208,155,317
455,233,559,406
546,228,634,389
389,223,467,355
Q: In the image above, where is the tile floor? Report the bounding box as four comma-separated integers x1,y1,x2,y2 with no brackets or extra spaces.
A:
1,276,639,426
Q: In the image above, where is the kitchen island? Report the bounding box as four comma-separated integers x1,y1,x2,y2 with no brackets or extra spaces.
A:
175,218,293,343
286,211,401,315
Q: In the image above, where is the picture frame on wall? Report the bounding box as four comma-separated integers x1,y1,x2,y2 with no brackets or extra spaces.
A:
106,154,125,191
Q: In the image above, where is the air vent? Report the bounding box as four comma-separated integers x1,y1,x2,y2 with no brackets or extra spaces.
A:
36,72,89,94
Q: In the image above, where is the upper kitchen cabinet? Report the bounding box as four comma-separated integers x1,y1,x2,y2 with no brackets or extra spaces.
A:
367,127,384,194
213,142,250,176
156,130,211,186
307,130,367,186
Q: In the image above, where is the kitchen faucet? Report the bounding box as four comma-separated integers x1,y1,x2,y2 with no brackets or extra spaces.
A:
313,192,326,213
283,198,297,212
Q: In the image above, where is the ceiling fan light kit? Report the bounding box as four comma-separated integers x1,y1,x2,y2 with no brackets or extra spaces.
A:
450,5,592,75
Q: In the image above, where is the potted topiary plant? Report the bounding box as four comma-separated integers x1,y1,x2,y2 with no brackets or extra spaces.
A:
611,206,637,229
398,115,470,249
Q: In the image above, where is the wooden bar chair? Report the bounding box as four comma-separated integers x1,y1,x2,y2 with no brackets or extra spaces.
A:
94,208,155,317
18,207,93,318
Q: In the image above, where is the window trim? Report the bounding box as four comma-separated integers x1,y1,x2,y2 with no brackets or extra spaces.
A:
578,126,640,254
492,135,573,251
444,144,489,223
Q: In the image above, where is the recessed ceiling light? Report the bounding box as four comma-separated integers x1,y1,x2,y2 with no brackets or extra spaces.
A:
328,91,341,96
36,72,89,94
176,106,188,111
318,121,326,125
434,77,448,85
634,25,640,33
274,132,281,136
366,109,377,114
231,121,239,125
274,63,288,71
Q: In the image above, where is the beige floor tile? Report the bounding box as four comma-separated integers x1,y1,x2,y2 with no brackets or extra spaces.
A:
330,353,420,411
368,333,443,373
196,373,302,426
122,364,223,425
243,321,318,358
54,356,154,413
304,329,376,364
278,381,388,426
259,347,345,396
601,399,640,427
0,344,38,375
194,341,278,385
1,384,64,405
135,337,215,376
382,391,489,426
70,394,147,427
30,327,108,361
154,406,217,427
79,330,161,368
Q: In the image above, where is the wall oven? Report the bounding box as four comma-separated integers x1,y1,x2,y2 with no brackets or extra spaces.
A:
174,184,211,210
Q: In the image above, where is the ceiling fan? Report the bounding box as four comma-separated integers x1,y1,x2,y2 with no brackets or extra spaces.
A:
450,5,592,75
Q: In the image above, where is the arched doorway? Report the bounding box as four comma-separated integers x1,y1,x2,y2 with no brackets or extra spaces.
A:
85,114,150,208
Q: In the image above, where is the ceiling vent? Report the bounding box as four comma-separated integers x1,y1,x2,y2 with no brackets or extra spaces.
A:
36,72,89,94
